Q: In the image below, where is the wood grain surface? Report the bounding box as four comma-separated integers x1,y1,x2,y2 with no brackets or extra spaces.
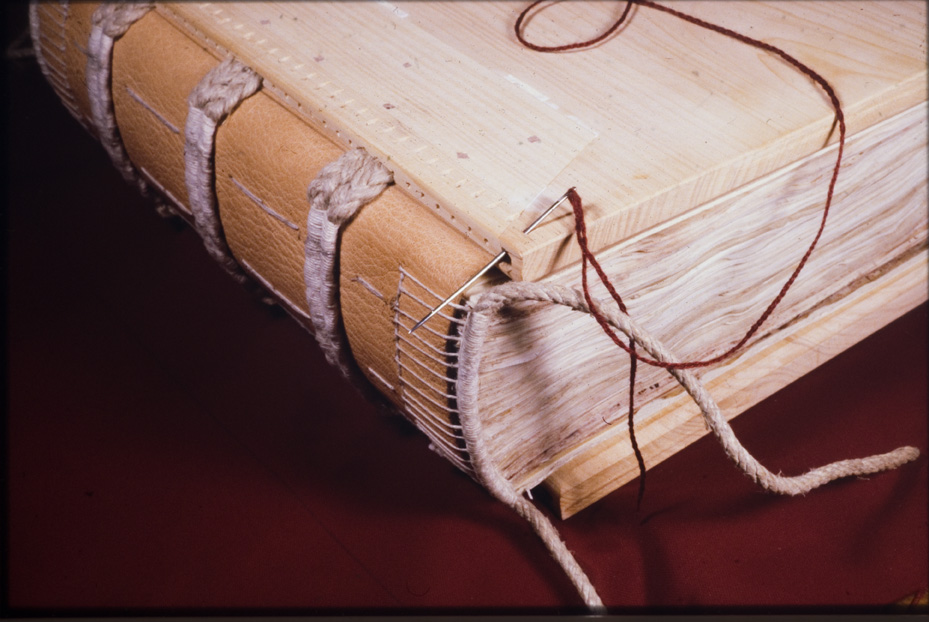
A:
160,1,927,279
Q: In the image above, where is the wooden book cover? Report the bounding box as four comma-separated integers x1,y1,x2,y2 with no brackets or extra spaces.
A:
28,0,928,609
31,0,926,519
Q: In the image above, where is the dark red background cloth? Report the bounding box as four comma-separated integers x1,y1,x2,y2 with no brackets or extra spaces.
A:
4,6,927,614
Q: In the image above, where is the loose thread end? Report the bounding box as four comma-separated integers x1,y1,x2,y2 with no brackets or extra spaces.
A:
896,446,921,464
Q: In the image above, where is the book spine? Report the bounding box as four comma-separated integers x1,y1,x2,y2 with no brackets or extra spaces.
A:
29,1,486,475
30,2,929,513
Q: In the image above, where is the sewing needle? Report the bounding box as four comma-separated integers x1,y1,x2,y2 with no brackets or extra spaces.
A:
409,188,573,333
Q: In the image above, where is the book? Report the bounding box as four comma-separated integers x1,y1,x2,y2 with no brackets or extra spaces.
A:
31,0,926,525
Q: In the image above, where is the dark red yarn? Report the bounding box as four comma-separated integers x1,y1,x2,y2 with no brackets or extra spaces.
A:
517,0,847,508
514,0,635,52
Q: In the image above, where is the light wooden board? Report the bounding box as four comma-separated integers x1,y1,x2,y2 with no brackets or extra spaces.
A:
159,1,927,280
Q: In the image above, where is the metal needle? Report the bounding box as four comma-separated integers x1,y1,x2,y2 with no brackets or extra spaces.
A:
409,188,573,333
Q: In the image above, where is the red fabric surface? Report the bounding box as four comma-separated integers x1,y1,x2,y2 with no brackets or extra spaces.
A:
5,10,927,613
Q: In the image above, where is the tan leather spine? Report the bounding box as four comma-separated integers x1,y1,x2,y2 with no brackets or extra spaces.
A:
112,10,219,215
48,2,490,429
213,91,342,321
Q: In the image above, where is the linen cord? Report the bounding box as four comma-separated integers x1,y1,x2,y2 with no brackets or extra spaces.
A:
304,148,393,377
86,2,153,192
86,2,181,218
185,57,262,285
457,281,920,610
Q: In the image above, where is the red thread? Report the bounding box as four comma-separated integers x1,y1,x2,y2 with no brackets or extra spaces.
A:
518,0,846,508
514,0,634,52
